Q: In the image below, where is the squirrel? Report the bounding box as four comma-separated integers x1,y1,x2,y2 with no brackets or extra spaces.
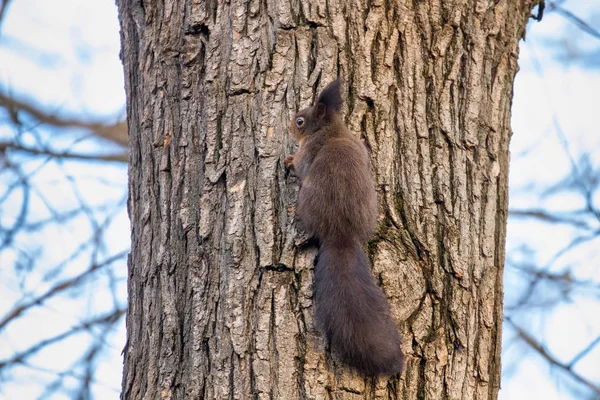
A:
284,80,405,376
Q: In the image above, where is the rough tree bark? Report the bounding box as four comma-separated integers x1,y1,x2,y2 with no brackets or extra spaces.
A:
118,0,541,399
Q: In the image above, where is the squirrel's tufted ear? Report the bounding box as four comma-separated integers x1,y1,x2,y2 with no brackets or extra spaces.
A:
316,79,343,113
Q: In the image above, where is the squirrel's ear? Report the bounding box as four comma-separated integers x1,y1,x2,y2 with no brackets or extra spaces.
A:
314,103,327,120
316,79,342,113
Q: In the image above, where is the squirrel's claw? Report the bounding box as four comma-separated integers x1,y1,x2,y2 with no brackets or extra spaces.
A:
284,154,295,168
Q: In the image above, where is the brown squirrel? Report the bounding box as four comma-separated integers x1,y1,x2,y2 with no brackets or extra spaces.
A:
285,80,404,375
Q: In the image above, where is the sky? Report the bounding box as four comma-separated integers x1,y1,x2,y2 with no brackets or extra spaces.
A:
0,1,128,399
0,0,598,399
503,2,600,398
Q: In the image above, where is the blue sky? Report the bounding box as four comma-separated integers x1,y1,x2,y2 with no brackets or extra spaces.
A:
503,2,600,397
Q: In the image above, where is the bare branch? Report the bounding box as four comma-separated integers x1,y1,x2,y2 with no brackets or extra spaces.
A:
0,0,12,27
531,1,545,22
548,1,600,40
0,308,125,370
0,92,128,147
0,250,128,331
506,318,600,396
545,230,600,268
0,141,127,162
21,361,121,395
506,258,600,312
509,209,594,230
0,161,30,250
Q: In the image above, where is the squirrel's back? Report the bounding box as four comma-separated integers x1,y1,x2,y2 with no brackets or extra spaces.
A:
297,133,377,243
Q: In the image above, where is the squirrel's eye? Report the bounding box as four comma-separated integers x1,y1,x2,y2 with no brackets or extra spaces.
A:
296,117,305,127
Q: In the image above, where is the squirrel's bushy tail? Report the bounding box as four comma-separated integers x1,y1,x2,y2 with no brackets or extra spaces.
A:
314,239,404,375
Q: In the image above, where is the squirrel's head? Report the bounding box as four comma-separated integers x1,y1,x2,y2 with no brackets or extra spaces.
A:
289,79,343,141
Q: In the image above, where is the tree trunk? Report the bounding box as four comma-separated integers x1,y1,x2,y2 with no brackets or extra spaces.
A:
117,0,540,398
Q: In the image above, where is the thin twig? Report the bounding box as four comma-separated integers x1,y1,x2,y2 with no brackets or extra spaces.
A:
568,336,600,368
509,209,594,230
506,318,600,395
0,250,128,331
0,309,125,370
548,1,600,40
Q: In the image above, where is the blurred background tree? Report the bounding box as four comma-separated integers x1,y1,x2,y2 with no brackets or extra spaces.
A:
0,1,128,399
502,2,600,398
0,0,597,399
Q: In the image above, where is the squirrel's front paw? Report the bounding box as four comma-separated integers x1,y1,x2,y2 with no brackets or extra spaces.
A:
284,155,294,168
